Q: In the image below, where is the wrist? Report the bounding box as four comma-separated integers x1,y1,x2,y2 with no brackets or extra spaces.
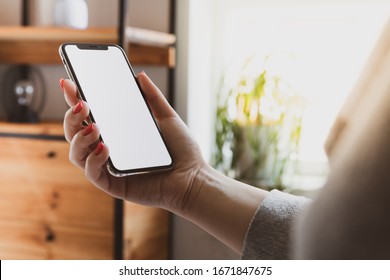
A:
172,163,268,253
180,163,214,216
169,163,213,217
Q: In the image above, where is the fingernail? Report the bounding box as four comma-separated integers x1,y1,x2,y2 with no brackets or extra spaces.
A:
94,142,104,155
72,101,83,114
59,78,65,92
82,123,94,136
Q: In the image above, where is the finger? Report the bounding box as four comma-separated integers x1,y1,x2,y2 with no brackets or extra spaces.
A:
60,78,79,107
69,123,101,169
137,72,177,119
84,149,161,202
63,100,90,142
84,142,111,192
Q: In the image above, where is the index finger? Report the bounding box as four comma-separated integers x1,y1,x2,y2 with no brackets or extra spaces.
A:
60,78,79,107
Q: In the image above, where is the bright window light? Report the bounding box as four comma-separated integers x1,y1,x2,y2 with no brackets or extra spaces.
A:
210,0,390,188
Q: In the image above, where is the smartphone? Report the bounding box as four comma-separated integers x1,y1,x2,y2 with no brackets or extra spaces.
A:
59,43,173,176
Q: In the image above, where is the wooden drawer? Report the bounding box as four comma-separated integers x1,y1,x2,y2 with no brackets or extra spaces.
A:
0,218,112,259
124,202,169,260
0,122,169,260
0,126,114,259
0,136,114,230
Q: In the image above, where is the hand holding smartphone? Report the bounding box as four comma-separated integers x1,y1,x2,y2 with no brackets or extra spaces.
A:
59,43,173,176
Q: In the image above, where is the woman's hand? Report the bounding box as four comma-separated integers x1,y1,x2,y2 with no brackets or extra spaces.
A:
61,72,205,213
60,72,267,254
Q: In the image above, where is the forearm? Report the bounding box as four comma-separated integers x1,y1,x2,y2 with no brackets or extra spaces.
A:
176,164,268,254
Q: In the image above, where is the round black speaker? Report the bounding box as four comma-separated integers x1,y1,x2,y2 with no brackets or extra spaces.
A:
1,65,46,123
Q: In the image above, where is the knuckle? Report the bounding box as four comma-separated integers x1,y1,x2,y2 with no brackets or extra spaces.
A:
68,151,78,167
84,161,95,182
84,170,93,182
69,136,87,169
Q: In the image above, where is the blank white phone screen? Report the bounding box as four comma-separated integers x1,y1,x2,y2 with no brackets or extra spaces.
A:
64,45,172,172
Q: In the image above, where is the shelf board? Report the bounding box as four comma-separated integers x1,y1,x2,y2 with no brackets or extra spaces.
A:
0,122,64,137
0,26,175,67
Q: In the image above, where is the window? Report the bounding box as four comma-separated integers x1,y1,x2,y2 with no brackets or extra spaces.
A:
178,0,390,189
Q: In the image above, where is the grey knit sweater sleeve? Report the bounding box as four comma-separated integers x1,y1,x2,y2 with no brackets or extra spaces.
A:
241,190,310,260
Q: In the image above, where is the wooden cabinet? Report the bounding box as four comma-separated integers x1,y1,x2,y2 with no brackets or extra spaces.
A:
0,122,168,259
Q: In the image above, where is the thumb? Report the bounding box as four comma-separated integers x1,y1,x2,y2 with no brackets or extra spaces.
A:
137,72,177,119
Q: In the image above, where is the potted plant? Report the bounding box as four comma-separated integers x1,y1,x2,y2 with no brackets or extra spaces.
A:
213,56,304,190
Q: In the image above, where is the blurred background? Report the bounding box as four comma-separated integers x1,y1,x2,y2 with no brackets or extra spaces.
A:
0,0,389,260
